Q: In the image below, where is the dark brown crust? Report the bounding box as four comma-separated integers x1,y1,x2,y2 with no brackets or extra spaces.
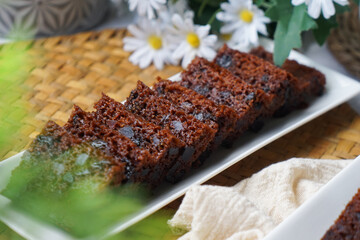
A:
181,57,269,138
250,46,326,97
154,78,238,150
63,105,157,185
28,121,126,185
322,188,360,240
125,81,216,182
93,94,186,185
215,44,303,116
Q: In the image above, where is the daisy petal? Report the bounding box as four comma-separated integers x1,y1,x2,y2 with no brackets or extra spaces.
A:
182,50,196,69
322,0,335,19
139,50,154,69
308,0,322,19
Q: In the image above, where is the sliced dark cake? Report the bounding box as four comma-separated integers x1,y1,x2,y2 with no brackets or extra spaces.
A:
215,44,303,116
21,121,126,191
64,105,164,186
181,57,270,137
322,188,360,240
93,94,186,181
125,81,216,182
153,78,238,151
250,46,326,97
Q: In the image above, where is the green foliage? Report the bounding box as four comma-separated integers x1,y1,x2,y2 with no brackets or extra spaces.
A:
0,43,31,160
1,145,173,239
312,16,337,45
266,2,317,66
311,3,348,45
190,0,225,33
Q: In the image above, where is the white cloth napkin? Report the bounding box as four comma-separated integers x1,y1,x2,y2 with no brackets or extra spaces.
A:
168,158,351,240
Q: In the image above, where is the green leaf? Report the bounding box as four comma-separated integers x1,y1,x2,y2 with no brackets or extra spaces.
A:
354,0,359,5
266,1,317,66
312,16,337,45
335,3,350,13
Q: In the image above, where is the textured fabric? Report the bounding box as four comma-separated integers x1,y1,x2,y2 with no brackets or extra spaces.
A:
168,158,351,240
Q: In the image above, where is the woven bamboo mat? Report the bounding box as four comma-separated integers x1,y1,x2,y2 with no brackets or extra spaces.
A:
0,29,182,159
1,28,360,189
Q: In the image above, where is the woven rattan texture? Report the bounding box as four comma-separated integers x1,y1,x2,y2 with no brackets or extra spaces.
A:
328,2,360,79
1,29,182,159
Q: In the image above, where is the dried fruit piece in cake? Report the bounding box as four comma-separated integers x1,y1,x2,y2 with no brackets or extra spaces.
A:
17,121,126,193
125,81,216,182
154,78,238,151
181,57,269,138
321,188,360,240
64,105,162,186
250,46,326,98
93,94,186,183
215,44,303,116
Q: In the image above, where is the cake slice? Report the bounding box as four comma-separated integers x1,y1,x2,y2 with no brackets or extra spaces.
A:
125,81,216,182
250,46,326,98
322,188,360,239
154,78,238,151
19,121,126,192
215,44,303,116
64,105,161,186
181,57,270,137
93,94,186,183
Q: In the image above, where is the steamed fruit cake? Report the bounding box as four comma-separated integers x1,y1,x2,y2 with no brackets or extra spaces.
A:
215,44,302,116
153,78,238,150
125,81,216,182
250,46,326,98
64,105,164,186
14,44,326,190
322,188,360,239
25,121,126,190
93,94,186,182
181,57,269,138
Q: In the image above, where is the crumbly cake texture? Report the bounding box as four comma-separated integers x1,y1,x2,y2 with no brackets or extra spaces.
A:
215,44,303,117
64,105,164,186
154,78,238,150
181,57,269,138
27,121,126,188
94,94,186,183
250,46,326,98
125,81,216,182
322,188,360,240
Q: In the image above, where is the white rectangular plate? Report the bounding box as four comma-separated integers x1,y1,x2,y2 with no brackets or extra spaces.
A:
1,38,360,240
263,155,360,240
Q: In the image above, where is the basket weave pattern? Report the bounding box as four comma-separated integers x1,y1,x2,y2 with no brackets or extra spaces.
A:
1,29,182,159
328,2,360,79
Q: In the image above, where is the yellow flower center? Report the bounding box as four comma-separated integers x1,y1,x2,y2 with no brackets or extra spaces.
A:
186,33,200,48
222,33,232,41
239,9,254,23
148,35,162,50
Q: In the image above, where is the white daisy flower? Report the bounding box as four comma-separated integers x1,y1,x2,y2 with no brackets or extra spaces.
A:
292,0,348,19
216,0,270,47
168,14,217,69
220,33,251,52
158,0,192,25
128,0,166,19
123,19,172,69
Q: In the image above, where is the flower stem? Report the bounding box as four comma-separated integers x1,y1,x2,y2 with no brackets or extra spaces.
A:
198,0,210,17
207,8,221,25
